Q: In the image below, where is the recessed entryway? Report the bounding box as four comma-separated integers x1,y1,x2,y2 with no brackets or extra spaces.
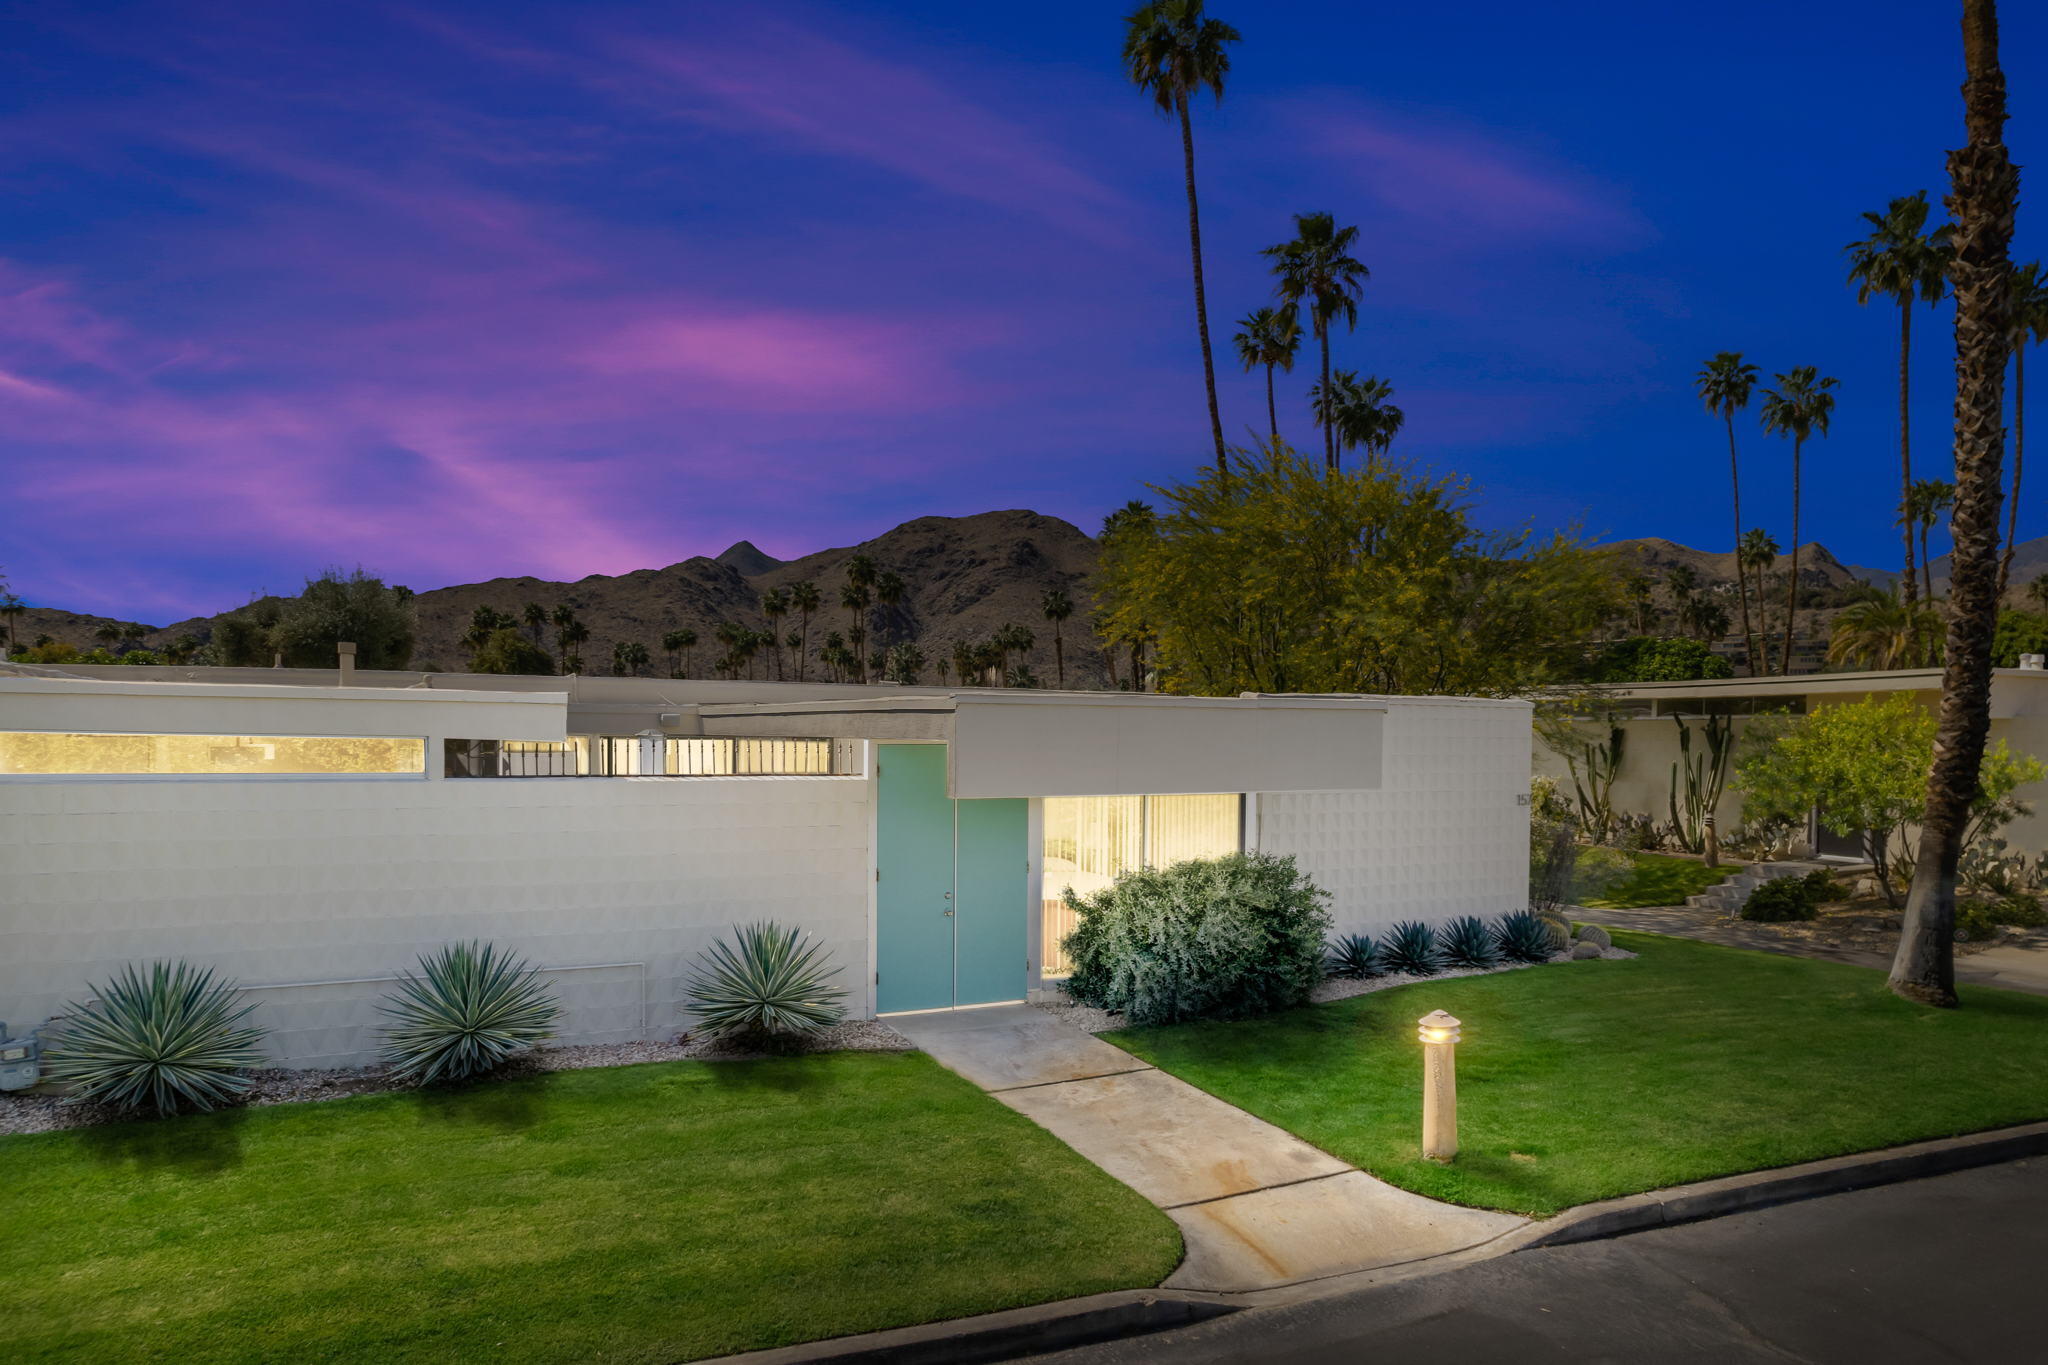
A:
875,742,1028,1013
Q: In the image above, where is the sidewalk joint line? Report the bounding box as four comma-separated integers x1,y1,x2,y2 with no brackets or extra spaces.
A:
1161,1168,1356,1211
986,1064,1156,1094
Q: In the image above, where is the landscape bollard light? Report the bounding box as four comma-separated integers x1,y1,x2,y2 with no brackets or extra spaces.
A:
1417,1009,1462,1162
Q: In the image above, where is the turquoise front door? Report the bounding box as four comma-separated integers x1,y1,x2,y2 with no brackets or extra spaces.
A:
875,743,1028,1012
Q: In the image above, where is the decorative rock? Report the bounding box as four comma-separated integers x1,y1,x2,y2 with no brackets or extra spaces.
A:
1575,924,1613,950
1571,941,1604,960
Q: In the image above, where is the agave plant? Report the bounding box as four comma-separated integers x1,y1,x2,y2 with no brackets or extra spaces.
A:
380,941,559,1085
1492,911,1554,964
686,922,846,1051
1437,915,1502,969
44,961,266,1117
1324,934,1379,980
1379,920,1439,976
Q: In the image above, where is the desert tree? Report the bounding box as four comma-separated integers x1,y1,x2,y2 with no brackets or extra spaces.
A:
1892,0,2018,1008
1233,306,1301,440
1696,352,1764,673
1847,190,1954,606
1759,366,1840,674
1123,0,1241,474
2000,262,2048,594
1263,212,1369,472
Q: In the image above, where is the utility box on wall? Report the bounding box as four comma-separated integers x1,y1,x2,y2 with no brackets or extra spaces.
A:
0,1023,40,1091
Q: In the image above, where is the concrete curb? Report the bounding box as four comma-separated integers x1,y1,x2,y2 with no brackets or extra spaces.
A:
689,1289,1237,1365
693,1121,2048,1365
1513,1119,2048,1250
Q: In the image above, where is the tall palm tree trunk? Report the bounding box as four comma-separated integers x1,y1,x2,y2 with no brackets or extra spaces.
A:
1318,325,1334,472
2000,343,2025,595
1783,442,1803,676
1727,414,1760,675
1900,302,1921,607
1265,362,1278,439
1892,0,2018,1008
1176,92,1226,475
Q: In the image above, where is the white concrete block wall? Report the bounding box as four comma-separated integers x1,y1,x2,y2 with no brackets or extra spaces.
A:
0,775,874,1067
1255,698,1531,936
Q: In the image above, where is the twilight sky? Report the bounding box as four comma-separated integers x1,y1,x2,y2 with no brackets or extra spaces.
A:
3,1,2045,620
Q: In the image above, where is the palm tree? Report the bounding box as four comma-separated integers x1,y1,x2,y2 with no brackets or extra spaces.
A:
550,605,577,671
1901,478,1956,601
1620,570,1655,634
951,639,977,688
1827,588,1944,670
662,628,697,679
2000,262,2048,595
1042,588,1074,687
1892,0,2016,1009
1846,190,1954,608
0,592,23,648
1760,367,1839,674
612,641,649,677
1309,371,1404,472
839,581,871,684
1233,306,1301,439
1263,212,1369,471
1123,1,1241,475
1696,352,1764,674
760,588,790,680
522,602,547,644
787,580,820,681
1738,529,1781,673
872,571,905,658
1666,564,1698,625
558,619,590,674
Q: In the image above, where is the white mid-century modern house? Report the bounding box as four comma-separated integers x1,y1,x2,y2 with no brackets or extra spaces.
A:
0,664,1532,1066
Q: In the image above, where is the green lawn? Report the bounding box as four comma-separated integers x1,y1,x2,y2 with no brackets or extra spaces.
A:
1578,849,1735,908
1106,933,2048,1216
0,1053,1180,1364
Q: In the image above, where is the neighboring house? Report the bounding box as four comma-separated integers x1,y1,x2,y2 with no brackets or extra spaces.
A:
1532,664,2048,859
1,665,1530,1066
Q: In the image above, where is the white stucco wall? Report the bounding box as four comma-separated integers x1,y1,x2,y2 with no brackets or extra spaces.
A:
1254,697,1532,935
0,774,874,1067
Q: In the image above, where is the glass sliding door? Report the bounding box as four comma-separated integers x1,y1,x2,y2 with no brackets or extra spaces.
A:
1040,793,1242,975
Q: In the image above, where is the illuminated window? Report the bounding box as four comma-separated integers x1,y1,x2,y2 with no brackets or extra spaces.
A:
1041,793,1242,975
0,732,426,777
443,736,845,777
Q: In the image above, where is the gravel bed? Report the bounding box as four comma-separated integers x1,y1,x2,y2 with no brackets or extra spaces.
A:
0,1019,915,1137
1033,944,1636,1035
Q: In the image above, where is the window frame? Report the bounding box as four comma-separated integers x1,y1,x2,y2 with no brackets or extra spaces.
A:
0,729,431,782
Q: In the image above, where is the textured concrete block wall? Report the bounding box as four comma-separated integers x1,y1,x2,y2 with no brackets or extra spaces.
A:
0,776,873,1066
1257,699,1531,935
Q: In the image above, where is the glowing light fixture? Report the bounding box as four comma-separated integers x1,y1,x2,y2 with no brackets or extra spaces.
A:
1417,1009,1462,1162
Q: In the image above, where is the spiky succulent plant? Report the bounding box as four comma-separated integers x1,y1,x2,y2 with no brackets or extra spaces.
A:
1492,911,1555,964
1436,915,1502,969
685,922,846,1051
1324,934,1379,980
45,961,267,1117
1380,920,1440,976
379,941,559,1085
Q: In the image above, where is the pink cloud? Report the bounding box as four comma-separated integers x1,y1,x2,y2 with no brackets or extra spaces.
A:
1296,102,1649,249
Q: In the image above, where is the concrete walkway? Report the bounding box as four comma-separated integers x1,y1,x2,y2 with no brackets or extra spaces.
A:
887,1004,1525,1293
1591,906,2048,997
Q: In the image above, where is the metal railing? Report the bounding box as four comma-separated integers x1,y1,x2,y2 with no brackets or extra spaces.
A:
444,736,858,778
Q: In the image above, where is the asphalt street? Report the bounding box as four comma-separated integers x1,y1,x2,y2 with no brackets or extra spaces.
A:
1034,1158,2048,1364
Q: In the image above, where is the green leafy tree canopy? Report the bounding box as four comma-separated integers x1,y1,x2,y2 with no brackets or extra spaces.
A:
1092,439,1619,696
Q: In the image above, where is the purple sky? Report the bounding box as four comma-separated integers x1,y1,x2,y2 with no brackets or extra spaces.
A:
4,1,2045,620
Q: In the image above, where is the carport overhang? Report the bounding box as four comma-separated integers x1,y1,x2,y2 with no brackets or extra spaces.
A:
698,690,1385,798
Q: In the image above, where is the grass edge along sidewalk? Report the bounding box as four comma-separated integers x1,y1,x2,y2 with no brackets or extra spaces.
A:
1107,931,2048,1216
0,1050,1182,1364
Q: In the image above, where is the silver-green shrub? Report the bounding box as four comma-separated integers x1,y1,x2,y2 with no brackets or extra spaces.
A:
685,922,846,1051
45,961,266,1117
379,941,559,1084
1062,852,1331,1026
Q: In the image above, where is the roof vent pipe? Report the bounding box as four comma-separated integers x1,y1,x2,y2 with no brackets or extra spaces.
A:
2021,654,2045,672
337,641,357,687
